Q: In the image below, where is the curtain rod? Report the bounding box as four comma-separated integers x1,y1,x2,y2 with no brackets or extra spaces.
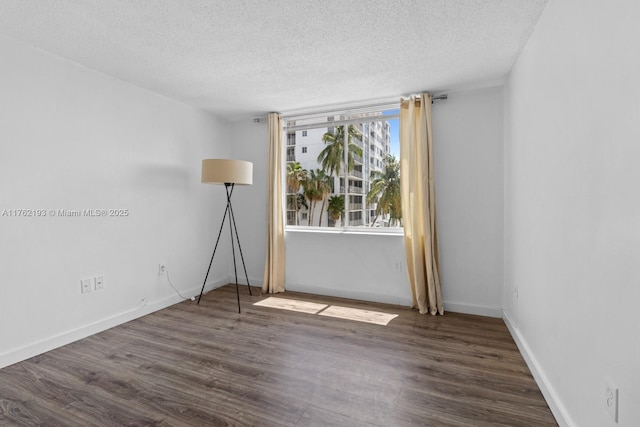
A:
252,94,447,123
408,94,448,106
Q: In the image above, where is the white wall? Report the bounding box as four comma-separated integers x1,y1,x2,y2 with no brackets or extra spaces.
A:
434,87,504,316
227,120,269,286
503,0,640,425
0,35,232,368
286,230,411,305
231,86,504,315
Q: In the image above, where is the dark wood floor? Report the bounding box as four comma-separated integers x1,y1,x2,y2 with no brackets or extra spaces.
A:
0,285,557,426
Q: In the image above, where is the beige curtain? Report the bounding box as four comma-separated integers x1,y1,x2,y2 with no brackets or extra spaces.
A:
399,94,443,315
262,113,286,293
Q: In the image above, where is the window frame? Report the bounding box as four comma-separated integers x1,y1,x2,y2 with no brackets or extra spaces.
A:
282,102,402,234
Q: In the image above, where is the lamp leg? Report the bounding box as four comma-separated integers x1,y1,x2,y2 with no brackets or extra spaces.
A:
225,184,241,313
197,191,231,305
227,198,253,296
197,183,247,314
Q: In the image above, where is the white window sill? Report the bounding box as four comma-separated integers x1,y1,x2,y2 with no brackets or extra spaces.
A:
285,226,404,237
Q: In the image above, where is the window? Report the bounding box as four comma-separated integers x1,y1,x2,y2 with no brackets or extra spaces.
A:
284,104,401,229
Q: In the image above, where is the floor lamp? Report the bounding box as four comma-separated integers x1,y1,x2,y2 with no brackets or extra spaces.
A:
197,159,253,313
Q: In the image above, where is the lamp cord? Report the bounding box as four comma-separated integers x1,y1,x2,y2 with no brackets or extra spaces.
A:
165,268,194,301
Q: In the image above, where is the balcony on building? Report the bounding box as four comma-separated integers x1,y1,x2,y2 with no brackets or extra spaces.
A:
349,167,363,179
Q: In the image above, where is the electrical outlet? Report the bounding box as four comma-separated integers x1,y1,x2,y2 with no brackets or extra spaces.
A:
94,276,104,291
80,278,92,294
158,264,166,275
604,377,619,422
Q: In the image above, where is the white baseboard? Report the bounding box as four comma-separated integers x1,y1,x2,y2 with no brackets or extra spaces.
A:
228,276,263,287
502,310,574,427
444,302,502,318
281,283,504,319
0,278,228,370
285,282,412,307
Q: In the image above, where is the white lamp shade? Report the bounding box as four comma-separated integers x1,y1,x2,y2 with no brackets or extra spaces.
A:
201,159,253,185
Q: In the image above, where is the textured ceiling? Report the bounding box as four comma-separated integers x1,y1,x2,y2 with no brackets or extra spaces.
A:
0,0,548,120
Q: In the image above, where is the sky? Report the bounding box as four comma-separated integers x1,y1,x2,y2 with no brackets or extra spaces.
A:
383,109,400,158
388,118,400,157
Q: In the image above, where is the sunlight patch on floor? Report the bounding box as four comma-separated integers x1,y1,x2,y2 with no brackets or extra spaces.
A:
254,297,398,326
253,297,328,314
318,305,398,326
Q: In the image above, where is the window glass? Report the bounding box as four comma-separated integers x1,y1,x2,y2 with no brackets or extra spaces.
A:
285,107,401,229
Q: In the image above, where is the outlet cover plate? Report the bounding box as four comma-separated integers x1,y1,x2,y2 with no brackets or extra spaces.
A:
605,377,619,422
94,276,104,291
81,278,92,294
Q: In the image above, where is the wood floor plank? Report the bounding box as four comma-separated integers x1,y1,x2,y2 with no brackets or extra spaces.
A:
0,285,557,426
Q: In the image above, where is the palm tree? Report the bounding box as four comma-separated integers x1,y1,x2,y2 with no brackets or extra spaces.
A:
327,195,344,227
287,162,306,225
367,154,402,227
301,169,324,226
295,193,308,212
317,125,363,227
317,125,363,177
287,193,308,223
315,170,333,226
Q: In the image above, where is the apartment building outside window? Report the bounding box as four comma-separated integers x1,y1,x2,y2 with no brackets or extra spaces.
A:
284,104,401,230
